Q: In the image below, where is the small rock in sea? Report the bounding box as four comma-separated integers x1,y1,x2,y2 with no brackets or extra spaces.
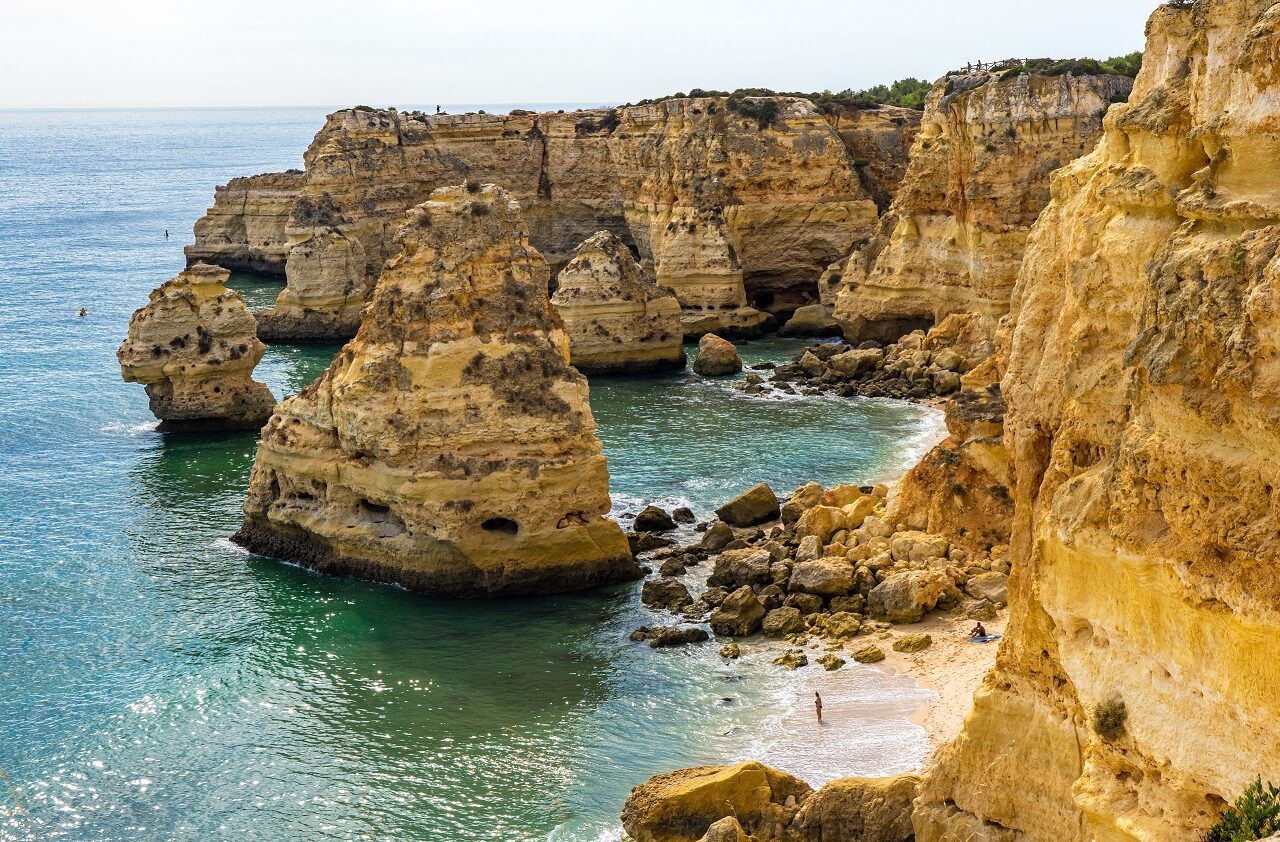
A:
634,505,677,533
672,506,696,524
628,531,676,555
714,483,781,527
750,361,776,370
658,557,688,577
641,578,693,610
816,653,846,671
773,649,808,670
852,644,886,663
647,626,710,648
699,521,735,551
692,333,743,376
719,642,741,659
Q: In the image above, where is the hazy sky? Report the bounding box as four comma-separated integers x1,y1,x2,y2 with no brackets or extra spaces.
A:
2,1,1160,109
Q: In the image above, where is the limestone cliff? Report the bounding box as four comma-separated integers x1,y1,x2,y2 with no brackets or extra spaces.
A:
917,1,1280,837
822,103,922,212
190,98,882,340
117,263,275,430
185,170,304,275
232,184,637,596
834,70,1132,344
550,230,685,374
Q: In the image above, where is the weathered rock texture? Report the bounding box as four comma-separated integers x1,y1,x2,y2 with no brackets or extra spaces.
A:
190,98,887,340
186,170,304,274
822,104,923,213
834,70,1132,345
549,231,685,373
232,184,637,596
917,2,1280,838
117,263,275,430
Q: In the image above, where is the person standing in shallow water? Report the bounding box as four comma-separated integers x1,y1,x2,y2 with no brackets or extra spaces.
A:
814,691,823,724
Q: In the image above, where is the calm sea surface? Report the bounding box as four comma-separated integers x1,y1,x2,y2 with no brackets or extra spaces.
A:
0,107,943,840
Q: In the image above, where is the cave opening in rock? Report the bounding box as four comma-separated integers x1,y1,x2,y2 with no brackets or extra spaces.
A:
481,517,520,536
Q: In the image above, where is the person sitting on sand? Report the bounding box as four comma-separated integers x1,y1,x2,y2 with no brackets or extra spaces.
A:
970,622,988,639
814,691,823,723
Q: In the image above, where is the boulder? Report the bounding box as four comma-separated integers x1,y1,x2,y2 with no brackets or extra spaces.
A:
966,599,999,621
789,775,919,842
794,506,848,545
892,633,933,653
773,649,809,669
852,644,886,664
781,482,825,524
867,570,950,624
693,334,743,376
697,816,751,842
783,593,824,615
659,556,690,577
780,304,842,338
699,521,735,552
631,532,677,555
647,626,710,648
828,348,883,377
789,558,854,596
818,611,862,638
701,586,730,607
719,642,741,659
762,607,805,637
889,531,950,563
673,506,697,524
707,548,773,591
816,654,846,671
643,578,694,611
715,484,780,527
635,505,678,532
964,571,1009,607
709,587,766,637
620,761,812,842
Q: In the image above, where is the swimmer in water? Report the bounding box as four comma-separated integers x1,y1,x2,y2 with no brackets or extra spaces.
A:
78,308,88,317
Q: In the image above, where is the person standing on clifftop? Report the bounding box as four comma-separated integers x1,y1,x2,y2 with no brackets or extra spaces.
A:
814,691,823,724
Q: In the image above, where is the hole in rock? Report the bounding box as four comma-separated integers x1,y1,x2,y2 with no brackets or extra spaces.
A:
482,517,520,536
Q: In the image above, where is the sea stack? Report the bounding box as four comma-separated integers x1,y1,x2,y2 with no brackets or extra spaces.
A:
117,262,275,430
233,183,638,597
550,230,685,374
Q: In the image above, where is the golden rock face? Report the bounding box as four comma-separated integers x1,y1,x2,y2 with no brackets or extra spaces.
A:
916,1,1280,838
550,230,685,374
117,262,275,430
834,71,1132,345
233,184,638,597
189,98,890,339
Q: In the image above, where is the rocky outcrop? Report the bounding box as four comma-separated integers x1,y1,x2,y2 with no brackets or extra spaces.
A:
256,228,372,342
117,263,275,430
917,2,1280,838
191,98,881,340
692,334,742,377
822,104,923,213
834,69,1132,346
185,170,304,275
232,184,637,596
549,231,685,374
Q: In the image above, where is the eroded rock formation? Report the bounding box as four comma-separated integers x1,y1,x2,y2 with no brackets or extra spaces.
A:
549,230,685,374
834,69,1132,345
190,97,890,340
232,184,637,596
916,2,1280,837
117,263,275,430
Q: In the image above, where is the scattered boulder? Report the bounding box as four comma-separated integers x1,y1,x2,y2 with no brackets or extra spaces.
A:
631,626,709,648
659,556,690,577
762,607,805,638
643,578,694,611
964,571,1009,607
701,586,730,607
620,761,812,842
696,816,751,842
893,633,933,653
852,644,886,664
673,506,697,524
699,521,736,552
966,599,999,621
789,775,919,842
867,570,949,624
788,558,854,596
781,482,825,524
693,334,743,376
709,586,766,636
635,505,678,533
783,593,824,615
773,650,809,670
818,612,862,638
631,532,678,555
889,531,950,563
794,506,848,545
780,304,842,338
719,642,741,659
707,548,773,591
794,535,822,562
715,483,780,527
816,654,846,671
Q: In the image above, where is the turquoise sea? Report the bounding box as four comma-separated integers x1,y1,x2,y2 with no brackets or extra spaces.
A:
0,107,943,840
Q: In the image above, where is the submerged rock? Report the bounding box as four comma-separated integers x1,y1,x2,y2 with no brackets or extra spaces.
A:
631,625,710,648
117,262,275,431
550,231,686,374
692,333,742,377
232,184,637,597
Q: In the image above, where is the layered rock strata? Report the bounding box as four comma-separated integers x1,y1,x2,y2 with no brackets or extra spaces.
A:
917,2,1280,837
185,170,304,274
190,98,886,340
232,184,637,596
834,69,1133,345
822,104,923,213
117,263,275,430
549,230,685,374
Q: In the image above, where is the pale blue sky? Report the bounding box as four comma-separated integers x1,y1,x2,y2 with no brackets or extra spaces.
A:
2,0,1161,109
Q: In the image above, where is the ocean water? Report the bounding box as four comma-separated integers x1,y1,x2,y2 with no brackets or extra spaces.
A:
0,107,944,841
